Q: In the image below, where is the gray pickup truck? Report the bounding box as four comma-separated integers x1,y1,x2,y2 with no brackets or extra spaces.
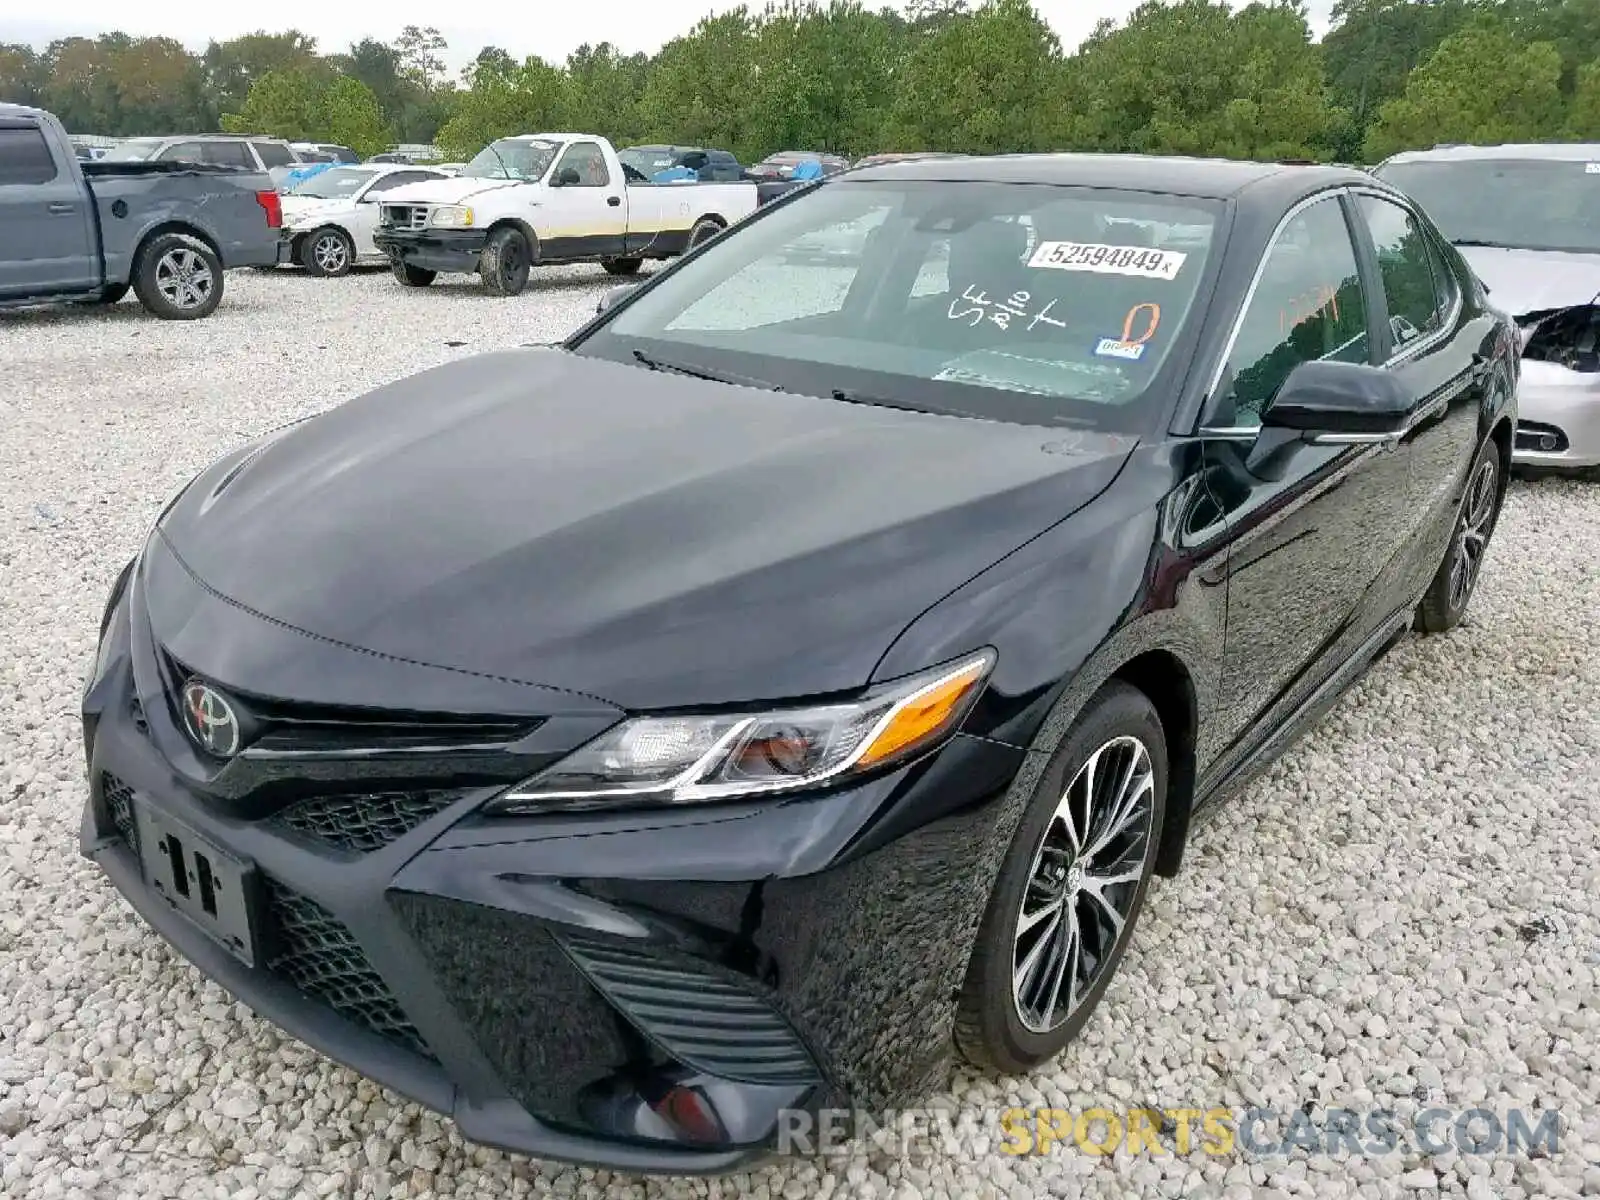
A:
0,103,288,319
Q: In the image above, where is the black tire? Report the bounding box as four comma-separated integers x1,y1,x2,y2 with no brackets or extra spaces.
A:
131,233,223,320
1415,435,1505,634
602,257,643,276
391,259,436,288
686,218,724,250
300,227,355,278
479,226,532,296
955,681,1167,1075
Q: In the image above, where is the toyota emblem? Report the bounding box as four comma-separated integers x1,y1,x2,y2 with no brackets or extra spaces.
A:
180,679,241,757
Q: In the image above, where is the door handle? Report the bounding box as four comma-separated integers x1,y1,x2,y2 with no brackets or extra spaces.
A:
606,196,621,207
47,202,75,214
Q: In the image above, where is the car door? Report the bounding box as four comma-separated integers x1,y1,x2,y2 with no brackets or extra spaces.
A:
1201,191,1417,766
352,171,441,256
545,140,625,258
1349,190,1491,601
0,117,97,297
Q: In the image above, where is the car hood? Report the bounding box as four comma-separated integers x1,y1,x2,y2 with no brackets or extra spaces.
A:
1456,245,1600,318
377,176,524,206
153,350,1134,711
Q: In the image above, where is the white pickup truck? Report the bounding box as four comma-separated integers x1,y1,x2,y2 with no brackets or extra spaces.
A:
371,133,760,296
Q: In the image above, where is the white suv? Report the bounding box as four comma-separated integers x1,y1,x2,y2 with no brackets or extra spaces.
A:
101,135,307,189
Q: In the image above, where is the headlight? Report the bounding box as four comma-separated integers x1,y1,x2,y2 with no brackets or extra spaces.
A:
490,650,996,813
429,205,474,228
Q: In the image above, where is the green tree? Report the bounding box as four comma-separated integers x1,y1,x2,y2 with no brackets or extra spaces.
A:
639,10,761,158
109,37,215,133
203,31,320,115
220,66,324,139
318,76,392,157
434,54,567,159
0,43,46,107
563,43,652,145
394,25,448,89
1364,22,1565,158
887,0,1065,154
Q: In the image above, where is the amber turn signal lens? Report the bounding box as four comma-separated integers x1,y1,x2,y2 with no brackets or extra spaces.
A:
856,657,990,767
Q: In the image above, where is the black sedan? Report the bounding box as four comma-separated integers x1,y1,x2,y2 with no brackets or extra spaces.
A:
81,154,1517,1172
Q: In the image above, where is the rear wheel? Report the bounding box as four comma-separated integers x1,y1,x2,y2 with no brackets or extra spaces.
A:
301,227,355,278
1415,436,1505,633
602,257,643,276
132,233,223,320
955,682,1166,1075
479,226,532,296
686,218,724,251
390,259,436,287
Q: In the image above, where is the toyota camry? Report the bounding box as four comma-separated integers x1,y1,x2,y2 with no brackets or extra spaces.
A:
82,154,1517,1172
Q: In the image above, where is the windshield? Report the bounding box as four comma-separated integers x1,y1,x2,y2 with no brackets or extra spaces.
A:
462,138,559,181
101,138,164,162
1376,158,1600,254
573,180,1221,430
290,167,378,199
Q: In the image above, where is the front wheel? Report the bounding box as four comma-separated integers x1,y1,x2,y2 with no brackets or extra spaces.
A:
1415,436,1505,633
955,681,1166,1075
301,227,355,277
132,233,223,320
479,227,532,296
390,259,436,287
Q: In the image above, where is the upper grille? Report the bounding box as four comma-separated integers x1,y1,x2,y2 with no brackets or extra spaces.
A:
264,879,433,1060
560,934,819,1086
381,204,429,231
274,790,459,854
101,773,139,855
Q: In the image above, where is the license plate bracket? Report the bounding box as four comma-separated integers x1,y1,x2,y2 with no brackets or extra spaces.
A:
133,801,262,968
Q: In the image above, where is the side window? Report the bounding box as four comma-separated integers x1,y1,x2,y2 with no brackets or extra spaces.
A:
1357,195,1455,352
0,124,59,185
203,141,253,168
250,140,294,169
156,141,204,163
557,142,609,187
1217,198,1370,427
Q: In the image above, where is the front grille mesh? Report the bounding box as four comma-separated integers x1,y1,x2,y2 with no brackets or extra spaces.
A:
101,774,139,855
274,790,458,854
264,879,434,1060
381,204,429,231
561,934,819,1085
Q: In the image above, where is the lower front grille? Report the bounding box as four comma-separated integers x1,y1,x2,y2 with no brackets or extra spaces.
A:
274,790,459,854
101,774,139,855
264,879,434,1060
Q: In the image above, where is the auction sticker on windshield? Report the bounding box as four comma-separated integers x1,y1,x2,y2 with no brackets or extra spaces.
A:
1029,242,1187,280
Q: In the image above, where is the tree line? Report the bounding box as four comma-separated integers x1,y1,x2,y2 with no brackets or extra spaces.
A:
5,0,1600,165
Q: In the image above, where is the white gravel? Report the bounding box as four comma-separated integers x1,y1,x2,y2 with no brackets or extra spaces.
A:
2,268,1598,1200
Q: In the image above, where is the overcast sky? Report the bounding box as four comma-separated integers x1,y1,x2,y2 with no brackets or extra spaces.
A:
1,1,1338,70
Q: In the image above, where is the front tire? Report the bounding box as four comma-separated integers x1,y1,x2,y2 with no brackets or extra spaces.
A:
1415,436,1504,634
301,227,355,277
390,259,436,287
955,682,1166,1075
132,233,223,320
479,226,532,296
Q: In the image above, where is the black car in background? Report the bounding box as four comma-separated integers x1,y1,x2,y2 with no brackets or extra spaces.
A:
617,144,746,182
82,153,1515,1172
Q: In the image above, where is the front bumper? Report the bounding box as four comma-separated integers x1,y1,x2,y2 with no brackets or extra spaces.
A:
80,549,1026,1171
373,228,489,275
1512,360,1600,468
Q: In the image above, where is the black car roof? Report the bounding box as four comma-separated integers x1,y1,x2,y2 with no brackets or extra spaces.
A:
843,152,1377,204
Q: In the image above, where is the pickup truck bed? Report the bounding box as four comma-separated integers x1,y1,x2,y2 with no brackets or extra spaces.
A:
1,103,288,319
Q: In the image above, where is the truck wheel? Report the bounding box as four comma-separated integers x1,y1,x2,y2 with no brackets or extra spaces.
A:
602,257,643,276
391,260,437,287
687,218,724,250
132,233,223,320
301,227,355,278
479,227,532,296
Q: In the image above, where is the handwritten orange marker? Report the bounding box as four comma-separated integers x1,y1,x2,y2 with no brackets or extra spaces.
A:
1122,302,1161,345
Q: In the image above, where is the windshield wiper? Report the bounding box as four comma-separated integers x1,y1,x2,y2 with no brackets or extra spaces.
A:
631,348,782,391
829,388,935,414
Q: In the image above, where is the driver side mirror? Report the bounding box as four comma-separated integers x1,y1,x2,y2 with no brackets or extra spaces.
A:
596,283,637,315
551,167,581,187
1245,359,1414,480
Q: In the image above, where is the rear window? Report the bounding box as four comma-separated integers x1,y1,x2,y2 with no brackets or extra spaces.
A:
575,180,1222,431
100,137,164,162
252,141,294,168
0,123,57,185
1375,157,1600,255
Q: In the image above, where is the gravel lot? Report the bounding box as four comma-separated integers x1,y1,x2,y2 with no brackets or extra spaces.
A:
2,268,1597,1200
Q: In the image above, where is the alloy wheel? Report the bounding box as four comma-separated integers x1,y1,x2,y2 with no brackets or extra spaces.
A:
154,249,214,310
313,233,349,273
1012,734,1155,1034
1448,456,1497,612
